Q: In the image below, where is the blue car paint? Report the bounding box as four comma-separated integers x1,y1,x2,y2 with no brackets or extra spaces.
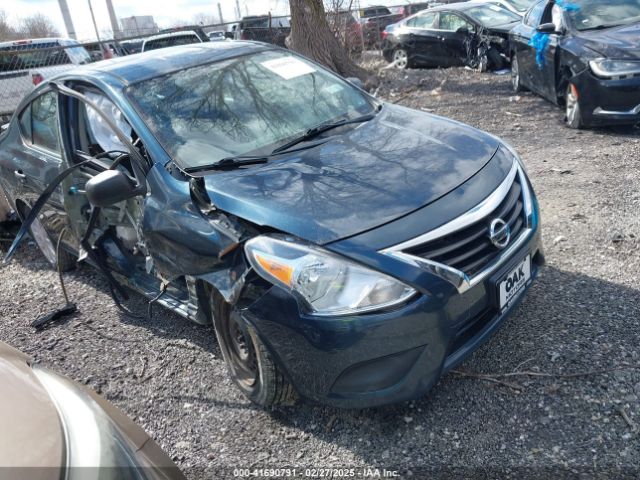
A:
0,42,544,407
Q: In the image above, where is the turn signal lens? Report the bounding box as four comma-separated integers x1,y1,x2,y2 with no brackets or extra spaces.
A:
255,252,294,286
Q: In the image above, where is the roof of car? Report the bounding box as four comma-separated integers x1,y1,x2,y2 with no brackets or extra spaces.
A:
66,41,270,86
427,1,494,12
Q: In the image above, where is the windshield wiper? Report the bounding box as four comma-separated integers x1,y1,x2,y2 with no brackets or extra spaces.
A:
580,23,624,31
188,155,269,173
271,112,377,155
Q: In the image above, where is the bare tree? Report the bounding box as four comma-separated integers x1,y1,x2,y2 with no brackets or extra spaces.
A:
0,9,18,41
289,0,368,81
17,13,60,39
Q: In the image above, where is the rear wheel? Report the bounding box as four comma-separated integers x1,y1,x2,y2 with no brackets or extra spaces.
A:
393,48,410,69
565,83,584,129
210,293,297,407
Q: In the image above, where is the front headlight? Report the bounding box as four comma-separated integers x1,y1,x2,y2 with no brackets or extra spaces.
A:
589,58,640,79
245,235,417,316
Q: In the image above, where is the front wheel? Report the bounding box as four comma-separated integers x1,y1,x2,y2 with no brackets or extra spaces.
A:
511,54,525,92
565,83,584,129
210,293,297,407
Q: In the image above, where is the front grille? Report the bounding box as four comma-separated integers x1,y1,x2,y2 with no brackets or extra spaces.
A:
405,175,526,277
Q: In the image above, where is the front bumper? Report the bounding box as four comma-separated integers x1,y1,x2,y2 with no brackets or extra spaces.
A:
573,69,640,126
240,226,544,408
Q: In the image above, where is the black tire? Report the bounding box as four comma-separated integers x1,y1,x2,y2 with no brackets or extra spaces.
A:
511,54,526,93
565,83,583,129
487,47,504,71
392,48,410,69
22,206,76,271
210,293,298,407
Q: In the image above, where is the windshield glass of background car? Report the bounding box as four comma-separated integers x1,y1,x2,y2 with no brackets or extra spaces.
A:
127,50,373,168
465,5,521,27
566,0,640,31
506,0,536,13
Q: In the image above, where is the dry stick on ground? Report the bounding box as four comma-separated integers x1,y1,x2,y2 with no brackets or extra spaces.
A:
453,364,640,392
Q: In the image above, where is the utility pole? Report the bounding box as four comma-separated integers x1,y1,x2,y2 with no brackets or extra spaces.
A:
87,0,107,57
57,0,77,39
105,0,122,39
235,0,242,20
217,2,224,24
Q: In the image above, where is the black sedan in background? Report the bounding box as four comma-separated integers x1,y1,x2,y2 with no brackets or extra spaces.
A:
510,0,640,128
382,2,521,70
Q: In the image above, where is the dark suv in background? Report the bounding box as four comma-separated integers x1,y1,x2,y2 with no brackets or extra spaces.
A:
235,15,291,47
359,6,404,47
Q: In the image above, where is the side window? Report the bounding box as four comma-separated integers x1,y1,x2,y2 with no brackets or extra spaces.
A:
18,104,32,141
439,13,473,31
19,91,60,152
525,1,546,27
32,92,60,152
408,12,436,29
77,91,133,160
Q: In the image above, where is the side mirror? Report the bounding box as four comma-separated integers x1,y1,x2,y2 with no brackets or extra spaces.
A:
456,26,469,34
347,77,364,89
536,23,558,34
85,170,144,207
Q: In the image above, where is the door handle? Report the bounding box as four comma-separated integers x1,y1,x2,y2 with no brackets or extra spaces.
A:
14,170,26,180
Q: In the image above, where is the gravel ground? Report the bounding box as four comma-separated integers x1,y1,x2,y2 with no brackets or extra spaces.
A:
1,61,640,479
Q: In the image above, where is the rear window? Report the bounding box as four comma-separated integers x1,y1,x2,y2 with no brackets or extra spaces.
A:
242,17,270,28
362,7,391,17
144,34,201,51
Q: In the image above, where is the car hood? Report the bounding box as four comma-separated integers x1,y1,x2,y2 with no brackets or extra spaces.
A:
0,342,64,475
577,22,640,59
203,103,499,245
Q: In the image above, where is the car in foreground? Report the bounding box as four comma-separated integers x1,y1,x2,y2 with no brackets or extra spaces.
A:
0,38,91,119
0,42,543,408
0,341,185,478
382,3,521,70
511,0,640,128
141,31,203,52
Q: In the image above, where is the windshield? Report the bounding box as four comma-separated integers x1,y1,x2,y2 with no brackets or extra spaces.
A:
127,50,374,168
504,0,536,13
465,5,521,27
566,0,640,31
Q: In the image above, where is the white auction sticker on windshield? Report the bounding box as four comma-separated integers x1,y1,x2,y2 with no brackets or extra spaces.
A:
261,57,316,80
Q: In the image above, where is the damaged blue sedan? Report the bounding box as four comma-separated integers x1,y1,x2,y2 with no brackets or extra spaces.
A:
0,42,544,408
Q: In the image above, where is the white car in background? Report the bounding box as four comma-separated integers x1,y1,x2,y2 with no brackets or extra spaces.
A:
469,0,537,16
0,38,91,119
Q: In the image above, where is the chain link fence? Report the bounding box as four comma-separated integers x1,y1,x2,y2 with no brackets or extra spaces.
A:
0,1,455,123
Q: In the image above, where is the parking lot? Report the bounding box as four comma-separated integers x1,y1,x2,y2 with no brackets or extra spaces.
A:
1,62,639,477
